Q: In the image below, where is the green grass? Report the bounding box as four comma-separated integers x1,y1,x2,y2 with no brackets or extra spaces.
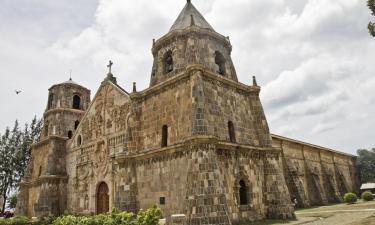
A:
241,219,296,225
295,200,375,214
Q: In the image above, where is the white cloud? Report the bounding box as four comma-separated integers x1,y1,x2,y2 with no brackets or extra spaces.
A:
0,0,374,154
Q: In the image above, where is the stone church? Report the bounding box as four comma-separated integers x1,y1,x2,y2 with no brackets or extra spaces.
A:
16,1,358,224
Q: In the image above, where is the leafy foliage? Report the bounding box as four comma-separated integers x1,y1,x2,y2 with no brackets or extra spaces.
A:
7,194,17,209
361,191,374,201
0,117,43,212
0,216,54,225
369,0,375,36
357,148,375,184
0,207,163,225
343,192,358,204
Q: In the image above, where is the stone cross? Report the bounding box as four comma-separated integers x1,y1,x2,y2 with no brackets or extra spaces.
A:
107,60,113,74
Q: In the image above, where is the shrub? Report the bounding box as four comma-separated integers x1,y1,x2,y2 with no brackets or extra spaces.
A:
0,206,162,225
343,192,358,204
361,191,374,201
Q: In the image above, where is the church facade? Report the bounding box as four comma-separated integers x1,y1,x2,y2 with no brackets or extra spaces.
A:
16,1,358,224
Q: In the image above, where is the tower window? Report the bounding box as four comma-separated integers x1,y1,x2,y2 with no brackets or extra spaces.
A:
73,95,81,109
74,120,80,130
47,93,54,109
215,51,226,75
161,125,168,147
228,121,236,143
239,180,248,205
77,135,82,146
68,130,73,139
164,51,173,74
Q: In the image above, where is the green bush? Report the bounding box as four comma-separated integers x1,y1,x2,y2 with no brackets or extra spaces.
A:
0,206,162,225
361,191,374,201
0,216,54,225
343,192,358,204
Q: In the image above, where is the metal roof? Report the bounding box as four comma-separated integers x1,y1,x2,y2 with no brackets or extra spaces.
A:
360,183,375,190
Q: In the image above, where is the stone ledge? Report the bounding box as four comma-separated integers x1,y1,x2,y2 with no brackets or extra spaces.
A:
130,64,260,101
115,135,279,162
19,175,68,187
44,108,85,117
32,135,68,148
152,26,231,54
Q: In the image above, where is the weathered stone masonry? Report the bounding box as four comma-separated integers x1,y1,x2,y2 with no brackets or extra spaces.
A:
272,135,359,208
16,1,358,224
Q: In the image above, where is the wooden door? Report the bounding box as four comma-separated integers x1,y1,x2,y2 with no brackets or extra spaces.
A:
96,182,109,214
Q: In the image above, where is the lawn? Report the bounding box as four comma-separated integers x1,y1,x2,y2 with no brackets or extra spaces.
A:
246,200,375,225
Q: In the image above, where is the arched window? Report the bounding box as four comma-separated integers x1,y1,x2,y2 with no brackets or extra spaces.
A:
161,125,168,147
215,51,226,75
68,130,73,139
77,135,82,146
73,95,81,109
74,120,80,130
164,51,173,74
47,93,54,109
239,180,248,205
228,121,236,143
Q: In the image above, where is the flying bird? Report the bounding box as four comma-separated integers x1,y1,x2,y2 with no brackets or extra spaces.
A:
15,90,22,95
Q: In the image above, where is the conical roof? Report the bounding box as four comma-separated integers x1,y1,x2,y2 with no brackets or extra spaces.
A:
170,1,214,32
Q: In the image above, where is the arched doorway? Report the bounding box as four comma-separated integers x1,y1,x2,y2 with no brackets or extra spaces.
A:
96,182,109,214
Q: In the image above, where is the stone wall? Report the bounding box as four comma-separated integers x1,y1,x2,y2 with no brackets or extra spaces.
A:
114,138,294,224
130,74,192,152
272,134,359,208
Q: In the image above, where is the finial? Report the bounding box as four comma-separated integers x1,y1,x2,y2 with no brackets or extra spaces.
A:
69,69,72,81
153,39,155,46
107,60,113,74
133,82,137,92
190,14,195,26
187,0,191,4
252,76,258,86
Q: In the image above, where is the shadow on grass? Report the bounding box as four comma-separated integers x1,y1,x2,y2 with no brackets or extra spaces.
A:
239,219,298,225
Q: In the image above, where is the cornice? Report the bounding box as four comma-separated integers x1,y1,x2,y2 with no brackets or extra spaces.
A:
130,64,260,100
32,135,68,148
152,26,232,55
115,135,278,162
44,108,85,117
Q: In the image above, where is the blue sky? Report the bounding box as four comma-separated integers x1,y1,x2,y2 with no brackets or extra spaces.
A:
0,0,374,155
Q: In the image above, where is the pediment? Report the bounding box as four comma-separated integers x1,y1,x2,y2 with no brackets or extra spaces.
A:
70,81,131,148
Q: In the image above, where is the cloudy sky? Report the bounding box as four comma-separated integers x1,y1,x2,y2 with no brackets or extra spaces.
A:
0,0,374,155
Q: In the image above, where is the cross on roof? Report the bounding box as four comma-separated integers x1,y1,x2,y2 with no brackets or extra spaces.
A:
107,60,113,73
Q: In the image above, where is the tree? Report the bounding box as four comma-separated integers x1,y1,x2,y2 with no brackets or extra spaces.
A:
0,120,22,212
369,0,375,36
0,117,42,213
7,194,17,209
357,148,375,184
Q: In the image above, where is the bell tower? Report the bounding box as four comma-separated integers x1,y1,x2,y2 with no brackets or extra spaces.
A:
17,79,91,217
150,0,238,86
43,79,90,140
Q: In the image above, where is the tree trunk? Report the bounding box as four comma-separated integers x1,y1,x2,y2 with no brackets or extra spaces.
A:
1,192,7,213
